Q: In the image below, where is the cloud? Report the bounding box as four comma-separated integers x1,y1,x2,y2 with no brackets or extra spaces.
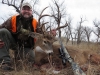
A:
0,0,100,27
65,0,100,28
0,3,17,24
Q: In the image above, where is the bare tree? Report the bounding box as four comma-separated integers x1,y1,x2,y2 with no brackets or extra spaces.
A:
93,19,100,42
67,17,75,44
64,17,74,44
2,0,24,13
1,0,40,14
50,0,68,37
64,28,70,44
76,17,86,44
72,31,78,44
83,26,92,43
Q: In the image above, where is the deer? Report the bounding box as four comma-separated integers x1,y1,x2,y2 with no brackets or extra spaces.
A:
28,6,67,54
27,7,68,67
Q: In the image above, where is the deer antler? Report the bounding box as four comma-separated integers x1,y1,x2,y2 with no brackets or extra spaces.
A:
38,7,50,26
36,7,50,34
56,22,68,30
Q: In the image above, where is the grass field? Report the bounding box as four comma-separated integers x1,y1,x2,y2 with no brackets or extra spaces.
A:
0,39,100,75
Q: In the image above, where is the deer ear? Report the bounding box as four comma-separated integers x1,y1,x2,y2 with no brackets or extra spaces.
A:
29,32,43,38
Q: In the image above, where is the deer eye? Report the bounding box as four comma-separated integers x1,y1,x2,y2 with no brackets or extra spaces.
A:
44,41,47,44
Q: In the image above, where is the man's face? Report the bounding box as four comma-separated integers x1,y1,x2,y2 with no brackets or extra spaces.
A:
20,6,32,19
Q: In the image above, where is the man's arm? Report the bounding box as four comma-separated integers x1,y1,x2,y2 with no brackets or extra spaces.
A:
0,18,12,30
0,17,12,48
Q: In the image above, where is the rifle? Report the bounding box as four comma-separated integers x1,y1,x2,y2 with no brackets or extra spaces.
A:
58,38,86,75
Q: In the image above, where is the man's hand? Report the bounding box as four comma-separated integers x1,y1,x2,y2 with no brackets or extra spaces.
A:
18,34,29,40
20,28,30,35
18,28,30,40
0,39,4,48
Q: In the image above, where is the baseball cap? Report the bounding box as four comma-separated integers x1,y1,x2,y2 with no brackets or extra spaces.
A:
21,2,32,9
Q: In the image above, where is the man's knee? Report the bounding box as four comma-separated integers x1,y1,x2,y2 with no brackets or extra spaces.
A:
29,50,35,58
0,28,10,35
28,50,35,62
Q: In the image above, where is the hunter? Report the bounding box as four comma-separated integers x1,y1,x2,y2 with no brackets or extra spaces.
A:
0,2,56,71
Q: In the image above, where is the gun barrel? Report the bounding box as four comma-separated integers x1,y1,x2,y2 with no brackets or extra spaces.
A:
58,38,86,75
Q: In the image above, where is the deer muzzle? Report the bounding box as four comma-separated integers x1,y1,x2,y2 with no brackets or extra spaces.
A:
44,50,53,54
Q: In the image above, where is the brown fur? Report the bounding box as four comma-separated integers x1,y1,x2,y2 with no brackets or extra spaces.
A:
34,44,88,70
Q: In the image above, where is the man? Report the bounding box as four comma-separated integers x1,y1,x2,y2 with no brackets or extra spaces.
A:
0,2,57,71
0,2,38,71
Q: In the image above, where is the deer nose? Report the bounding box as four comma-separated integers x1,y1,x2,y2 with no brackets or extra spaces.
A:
45,50,53,54
49,52,54,56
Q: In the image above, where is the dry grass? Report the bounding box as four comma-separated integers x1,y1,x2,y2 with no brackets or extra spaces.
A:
1,39,100,75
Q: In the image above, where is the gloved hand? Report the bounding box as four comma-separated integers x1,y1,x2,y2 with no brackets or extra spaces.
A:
18,28,30,40
18,34,29,40
0,39,4,48
20,28,30,35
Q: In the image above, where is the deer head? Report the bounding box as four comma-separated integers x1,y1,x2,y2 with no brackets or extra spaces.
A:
29,32,56,54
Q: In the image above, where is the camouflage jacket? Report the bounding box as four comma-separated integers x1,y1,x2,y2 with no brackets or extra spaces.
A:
0,15,38,48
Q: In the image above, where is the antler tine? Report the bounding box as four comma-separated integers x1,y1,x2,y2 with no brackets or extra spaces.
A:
38,6,50,26
37,14,50,33
56,22,68,30
37,6,51,34
41,22,49,28
40,6,49,16
41,22,49,33
38,14,50,25
46,26,51,31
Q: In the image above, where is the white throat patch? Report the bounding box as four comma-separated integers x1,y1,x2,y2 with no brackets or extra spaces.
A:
35,46,53,54
35,46,44,52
